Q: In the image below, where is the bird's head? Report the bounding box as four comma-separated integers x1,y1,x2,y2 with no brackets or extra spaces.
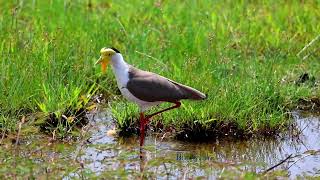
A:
96,47,120,73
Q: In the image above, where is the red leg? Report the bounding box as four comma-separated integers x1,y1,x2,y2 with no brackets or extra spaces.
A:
145,101,181,121
139,112,146,146
139,101,181,146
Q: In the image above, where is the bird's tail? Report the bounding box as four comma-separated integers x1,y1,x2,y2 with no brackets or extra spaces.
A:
169,80,207,100
181,85,207,100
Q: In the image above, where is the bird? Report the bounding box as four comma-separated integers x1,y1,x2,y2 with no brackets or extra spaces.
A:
96,47,207,146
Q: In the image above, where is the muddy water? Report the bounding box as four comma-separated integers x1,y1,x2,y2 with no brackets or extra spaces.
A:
1,111,319,178
72,110,320,178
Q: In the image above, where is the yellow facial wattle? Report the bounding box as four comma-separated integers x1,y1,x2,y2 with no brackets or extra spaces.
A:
101,61,107,73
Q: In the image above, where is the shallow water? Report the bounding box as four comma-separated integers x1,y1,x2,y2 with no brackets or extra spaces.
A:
72,110,320,178
1,111,319,179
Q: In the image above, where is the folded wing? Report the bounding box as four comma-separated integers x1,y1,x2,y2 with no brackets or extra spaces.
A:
126,66,206,102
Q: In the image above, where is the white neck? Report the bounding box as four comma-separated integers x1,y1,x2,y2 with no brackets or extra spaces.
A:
110,53,130,88
111,54,127,69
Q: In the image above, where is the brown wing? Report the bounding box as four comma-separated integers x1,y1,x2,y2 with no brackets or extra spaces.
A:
126,66,206,102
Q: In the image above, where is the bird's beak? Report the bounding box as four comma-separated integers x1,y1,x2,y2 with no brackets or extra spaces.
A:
95,56,103,65
95,56,109,73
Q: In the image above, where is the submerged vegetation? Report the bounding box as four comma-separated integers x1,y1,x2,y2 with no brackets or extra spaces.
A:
0,0,319,138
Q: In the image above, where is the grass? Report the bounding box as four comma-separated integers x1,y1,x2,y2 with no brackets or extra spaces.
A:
0,0,319,138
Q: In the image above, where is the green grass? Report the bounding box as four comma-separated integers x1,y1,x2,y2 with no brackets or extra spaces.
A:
0,0,319,137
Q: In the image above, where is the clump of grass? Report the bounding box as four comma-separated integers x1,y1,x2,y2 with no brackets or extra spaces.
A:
0,0,319,138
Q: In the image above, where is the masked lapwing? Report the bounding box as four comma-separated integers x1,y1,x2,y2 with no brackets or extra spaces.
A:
96,47,207,146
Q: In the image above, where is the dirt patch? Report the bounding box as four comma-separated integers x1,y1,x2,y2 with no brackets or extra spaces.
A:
117,117,284,142
297,97,320,112
39,107,89,136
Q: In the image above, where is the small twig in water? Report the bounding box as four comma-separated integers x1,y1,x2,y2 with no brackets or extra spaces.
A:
15,116,25,146
297,121,311,136
218,167,225,178
287,149,320,170
163,163,170,179
262,154,293,174
160,132,167,141
13,116,25,179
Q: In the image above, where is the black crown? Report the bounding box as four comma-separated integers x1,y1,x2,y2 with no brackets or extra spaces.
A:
111,47,120,53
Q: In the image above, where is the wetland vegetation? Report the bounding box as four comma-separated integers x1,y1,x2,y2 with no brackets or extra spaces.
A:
0,0,320,178
2,0,318,138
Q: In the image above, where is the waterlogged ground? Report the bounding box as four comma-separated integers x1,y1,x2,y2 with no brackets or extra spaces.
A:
0,111,319,179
